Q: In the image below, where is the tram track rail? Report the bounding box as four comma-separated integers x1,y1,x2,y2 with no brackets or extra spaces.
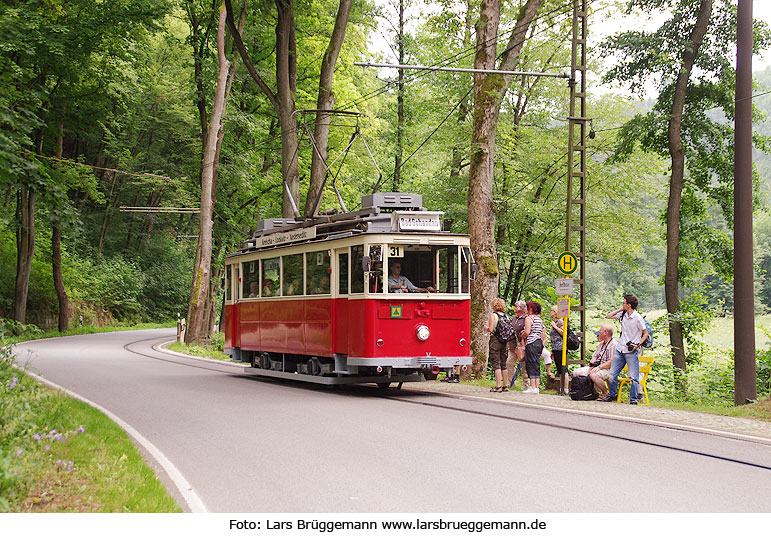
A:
126,335,771,473
14,330,771,512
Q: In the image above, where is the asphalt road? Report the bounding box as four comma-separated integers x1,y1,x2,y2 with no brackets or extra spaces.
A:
13,329,771,513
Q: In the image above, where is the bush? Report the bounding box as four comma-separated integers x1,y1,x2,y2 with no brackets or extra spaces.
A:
209,331,224,352
137,234,193,321
0,340,48,510
66,254,146,322
755,328,771,398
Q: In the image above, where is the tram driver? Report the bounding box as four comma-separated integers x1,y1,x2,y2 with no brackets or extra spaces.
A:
388,260,436,293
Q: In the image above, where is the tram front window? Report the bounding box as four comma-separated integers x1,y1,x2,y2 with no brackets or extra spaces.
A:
461,247,472,294
437,246,459,294
385,245,465,294
387,247,436,293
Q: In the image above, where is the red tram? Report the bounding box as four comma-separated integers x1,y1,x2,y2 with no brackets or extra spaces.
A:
222,193,475,386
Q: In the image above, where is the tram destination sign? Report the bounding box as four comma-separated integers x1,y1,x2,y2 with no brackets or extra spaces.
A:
392,211,443,232
258,226,317,248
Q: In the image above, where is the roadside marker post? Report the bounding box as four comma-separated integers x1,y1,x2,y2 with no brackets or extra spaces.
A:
556,252,577,395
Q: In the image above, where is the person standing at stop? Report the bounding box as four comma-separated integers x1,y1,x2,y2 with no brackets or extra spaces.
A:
522,302,546,393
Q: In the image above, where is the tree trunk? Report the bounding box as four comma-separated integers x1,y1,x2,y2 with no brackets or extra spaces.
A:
53,122,69,332
664,0,712,391
187,2,231,345
304,0,353,216
467,0,540,377
52,226,68,332
224,0,300,218
14,188,35,325
276,0,300,218
204,269,221,336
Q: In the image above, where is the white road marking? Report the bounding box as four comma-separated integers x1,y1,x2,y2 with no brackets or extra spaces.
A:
17,364,209,513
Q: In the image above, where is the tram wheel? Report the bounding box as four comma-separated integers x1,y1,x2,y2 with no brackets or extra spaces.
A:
259,353,272,370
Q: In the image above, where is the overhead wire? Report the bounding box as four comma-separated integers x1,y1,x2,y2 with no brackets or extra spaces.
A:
237,0,604,210
337,0,586,113
370,1,603,189
244,0,585,155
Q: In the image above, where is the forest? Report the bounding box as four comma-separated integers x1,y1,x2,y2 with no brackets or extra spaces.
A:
2,0,770,403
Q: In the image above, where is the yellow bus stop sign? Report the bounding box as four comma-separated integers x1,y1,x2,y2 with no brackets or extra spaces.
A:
557,251,578,275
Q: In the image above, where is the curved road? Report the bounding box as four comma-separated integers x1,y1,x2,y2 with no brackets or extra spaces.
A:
13,329,771,513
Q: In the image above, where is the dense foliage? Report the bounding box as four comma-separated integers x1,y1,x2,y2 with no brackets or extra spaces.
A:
0,0,770,401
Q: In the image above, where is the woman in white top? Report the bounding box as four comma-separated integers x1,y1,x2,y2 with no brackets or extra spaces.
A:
522,301,546,393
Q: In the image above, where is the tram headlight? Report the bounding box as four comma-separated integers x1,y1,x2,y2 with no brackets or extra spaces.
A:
416,325,430,342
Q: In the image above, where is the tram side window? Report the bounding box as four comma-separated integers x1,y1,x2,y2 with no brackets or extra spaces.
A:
282,253,304,296
461,247,472,294
437,246,459,293
338,252,349,295
261,257,280,297
368,244,383,293
351,245,364,294
225,265,232,302
244,259,260,298
307,250,331,294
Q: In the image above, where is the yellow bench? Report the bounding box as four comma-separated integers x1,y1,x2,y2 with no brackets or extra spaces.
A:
616,356,654,406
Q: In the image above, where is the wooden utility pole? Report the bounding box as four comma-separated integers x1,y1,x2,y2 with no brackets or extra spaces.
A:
734,0,756,404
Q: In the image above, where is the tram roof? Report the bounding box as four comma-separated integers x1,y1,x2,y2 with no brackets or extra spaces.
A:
229,193,468,257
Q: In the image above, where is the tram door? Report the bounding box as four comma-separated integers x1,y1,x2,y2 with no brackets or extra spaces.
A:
334,248,349,353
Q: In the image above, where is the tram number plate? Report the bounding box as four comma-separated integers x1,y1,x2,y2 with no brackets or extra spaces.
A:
417,357,437,367
389,245,404,258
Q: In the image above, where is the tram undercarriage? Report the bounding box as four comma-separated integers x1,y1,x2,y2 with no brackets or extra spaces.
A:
234,348,469,386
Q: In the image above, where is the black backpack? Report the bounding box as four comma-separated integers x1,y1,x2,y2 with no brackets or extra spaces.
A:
569,375,598,401
493,313,516,342
566,328,581,351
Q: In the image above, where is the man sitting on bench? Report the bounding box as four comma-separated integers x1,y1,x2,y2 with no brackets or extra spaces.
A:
588,324,616,401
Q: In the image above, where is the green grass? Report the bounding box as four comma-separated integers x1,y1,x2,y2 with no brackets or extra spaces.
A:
1,343,181,512
11,394,181,512
697,314,771,350
165,341,233,361
0,321,176,347
165,331,234,361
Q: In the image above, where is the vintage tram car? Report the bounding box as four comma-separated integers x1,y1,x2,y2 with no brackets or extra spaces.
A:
222,193,475,386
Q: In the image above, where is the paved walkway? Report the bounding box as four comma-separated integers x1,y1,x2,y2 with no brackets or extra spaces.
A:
401,380,771,445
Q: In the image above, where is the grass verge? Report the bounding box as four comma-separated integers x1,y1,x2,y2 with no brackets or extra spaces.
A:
165,332,233,362
0,321,176,347
1,346,181,512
